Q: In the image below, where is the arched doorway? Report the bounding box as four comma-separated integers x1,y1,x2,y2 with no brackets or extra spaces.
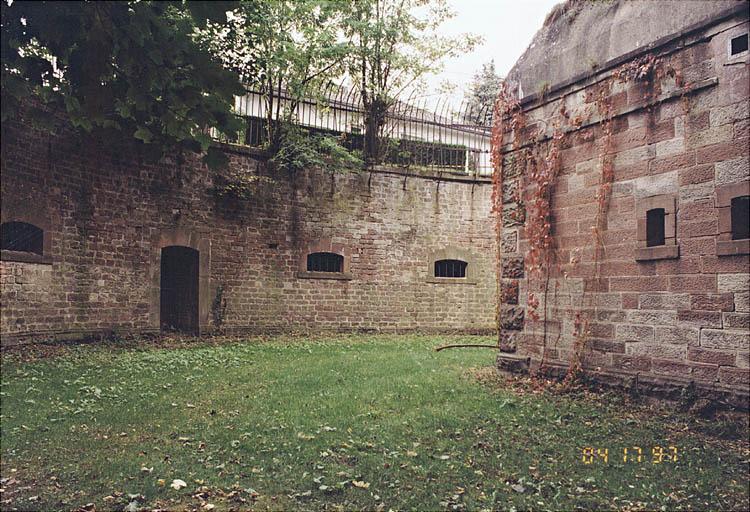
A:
160,246,199,333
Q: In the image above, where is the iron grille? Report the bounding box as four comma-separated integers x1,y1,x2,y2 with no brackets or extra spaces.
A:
434,259,467,278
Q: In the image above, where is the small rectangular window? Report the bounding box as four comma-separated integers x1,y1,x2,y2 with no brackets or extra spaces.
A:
434,259,467,278
646,208,665,247
307,252,344,273
730,34,749,55
731,195,750,240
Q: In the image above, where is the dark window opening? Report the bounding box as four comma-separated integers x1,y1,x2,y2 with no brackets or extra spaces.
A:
434,259,468,278
731,195,750,240
730,34,749,55
307,252,343,273
646,208,666,247
0,221,44,255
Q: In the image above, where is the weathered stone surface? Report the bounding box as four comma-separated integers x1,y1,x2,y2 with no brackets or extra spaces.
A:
616,324,655,343
718,274,750,293
496,353,530,374
499,331,518,352
500,280,519,305
688,347,735,366
1,117,498,340
736,292,750,313
700,329,750,350
501,257,525,278
723,313,750,329
639,293,690,310
495,1,749,403
626,342,687,360
502,203,525,227
500,307,525,331
654,326,699,346
501,231,518,254
715,156,749,185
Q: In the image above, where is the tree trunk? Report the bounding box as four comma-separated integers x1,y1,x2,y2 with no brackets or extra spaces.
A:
364,97,387,166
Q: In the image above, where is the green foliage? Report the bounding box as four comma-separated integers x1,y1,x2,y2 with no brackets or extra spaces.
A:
199,0,350,151
1,1,245,168
342,0,482,163
212,167,274,202
1,335,748,511
465,60,501,126
270,125,363,174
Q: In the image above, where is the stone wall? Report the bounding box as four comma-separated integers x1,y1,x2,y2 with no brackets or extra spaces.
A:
506,0,739,100
0,116,496,342
496,6,749,403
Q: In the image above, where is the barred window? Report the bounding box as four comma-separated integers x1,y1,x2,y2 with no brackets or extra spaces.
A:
434,259,467,278
0,221,44,255
307,252,344,273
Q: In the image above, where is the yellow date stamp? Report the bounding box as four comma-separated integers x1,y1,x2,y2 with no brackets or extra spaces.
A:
581,446,679,464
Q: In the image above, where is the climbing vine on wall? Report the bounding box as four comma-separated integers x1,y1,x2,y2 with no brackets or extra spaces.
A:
491,53,684,385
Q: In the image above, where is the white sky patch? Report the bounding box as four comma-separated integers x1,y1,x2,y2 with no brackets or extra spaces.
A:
421,0,561,105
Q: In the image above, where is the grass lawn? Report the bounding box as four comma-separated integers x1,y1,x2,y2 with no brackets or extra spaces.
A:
1,335,748,511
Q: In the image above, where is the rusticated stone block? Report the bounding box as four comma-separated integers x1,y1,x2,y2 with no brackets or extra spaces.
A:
501,280,519,304
612,354,652,372
736,292,750,313
690,293,735,312
654,326,699,346
501,257,525,278
496,353,530,374
591,339,625,354
718,273,750,293
690,363,719,382
502,155,520,178
719,367,750,387
499,331,518,352
626,342,687,360
700,329,750,350
723,313,750,329
502,203,525,227
688,347,735,366
652,358,692,377
500,307,525,331
639,293,690,310
502,179,519,203
501,231,518,253
615,324,654,342
677,310,723,328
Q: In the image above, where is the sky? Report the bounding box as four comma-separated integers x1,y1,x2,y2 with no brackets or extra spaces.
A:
422,0,562,104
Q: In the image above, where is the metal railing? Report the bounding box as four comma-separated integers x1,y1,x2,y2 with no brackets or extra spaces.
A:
212,85,493,176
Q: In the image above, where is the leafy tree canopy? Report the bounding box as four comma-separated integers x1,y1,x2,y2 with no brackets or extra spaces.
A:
198,0,350,151
465,60,501,126
342,0,482,163
1,0,246,167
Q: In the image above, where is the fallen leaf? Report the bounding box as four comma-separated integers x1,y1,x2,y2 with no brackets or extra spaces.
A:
170,479,187,490
352,480,370,489
511,483,526,493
